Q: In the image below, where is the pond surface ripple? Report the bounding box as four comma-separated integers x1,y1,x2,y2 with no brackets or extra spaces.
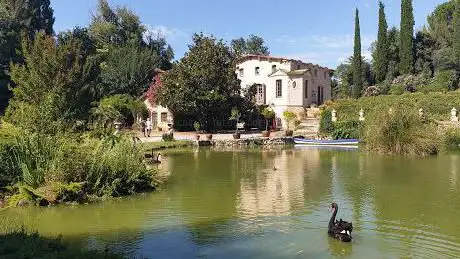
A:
2,147,460,258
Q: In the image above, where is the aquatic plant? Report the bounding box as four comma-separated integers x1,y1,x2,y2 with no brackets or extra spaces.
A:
364,103,440,156
0,128,159,206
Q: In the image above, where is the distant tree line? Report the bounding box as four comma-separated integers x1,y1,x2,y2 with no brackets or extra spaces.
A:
0,0,272,132
335,0,460,99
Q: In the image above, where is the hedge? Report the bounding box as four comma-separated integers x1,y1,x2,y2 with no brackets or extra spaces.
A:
325,91,460,122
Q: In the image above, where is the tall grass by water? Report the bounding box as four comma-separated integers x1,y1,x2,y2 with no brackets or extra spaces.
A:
364,104,440,156
0,124,159,207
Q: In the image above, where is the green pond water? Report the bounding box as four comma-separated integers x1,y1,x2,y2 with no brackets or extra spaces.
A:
2,147,460,258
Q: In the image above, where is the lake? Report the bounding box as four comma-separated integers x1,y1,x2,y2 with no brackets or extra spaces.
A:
1,147,460,258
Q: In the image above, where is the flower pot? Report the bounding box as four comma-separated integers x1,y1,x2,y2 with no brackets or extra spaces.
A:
206,134,213,140
262,131,270,137
233,133,241,139
285,130,293,137
195,134,200,140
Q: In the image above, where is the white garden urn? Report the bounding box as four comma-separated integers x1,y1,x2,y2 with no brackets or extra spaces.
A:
418,108,424,117
331,109,337,122
451,107,458,122
359,109,365,121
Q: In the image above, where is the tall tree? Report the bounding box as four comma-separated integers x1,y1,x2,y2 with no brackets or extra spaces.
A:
414,30,435,76
89,0,145,48
374,1,389,83
100,43,160,97
454,0,460,68
427,0,456,48
400,0,415,74
5,33,100,133
386,27,400,80
231,34,269,56
352,8,362,98
0,0,55,114
143,34,174,70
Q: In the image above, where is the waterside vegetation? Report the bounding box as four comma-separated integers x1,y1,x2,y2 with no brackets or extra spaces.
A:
0,230,122,259
0,124,160,208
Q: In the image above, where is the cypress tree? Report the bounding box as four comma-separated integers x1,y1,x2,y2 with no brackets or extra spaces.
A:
352,8,362,98
454,0,460,68
375,1,389,83
400,0,415,74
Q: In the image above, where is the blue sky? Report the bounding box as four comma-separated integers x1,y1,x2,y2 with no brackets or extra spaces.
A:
51,0,445,69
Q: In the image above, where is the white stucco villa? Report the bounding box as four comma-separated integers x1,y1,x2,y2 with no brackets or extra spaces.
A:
144,55,332,131
236,54,332,128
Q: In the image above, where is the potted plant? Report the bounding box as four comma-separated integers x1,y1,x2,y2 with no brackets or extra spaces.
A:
193,121,201,140
261,107,275,137
283,111,297,137
229,107,242,139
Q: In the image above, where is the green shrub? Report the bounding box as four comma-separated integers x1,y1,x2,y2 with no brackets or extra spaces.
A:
389,74,430,94
282,111,297,130
0,129,158,204
331,120,363,140
364,103,440,156
90,94,147,128
83,136,157,197
444,128,460,149
389,84,406,95
319,109,334,135
418,70,458,93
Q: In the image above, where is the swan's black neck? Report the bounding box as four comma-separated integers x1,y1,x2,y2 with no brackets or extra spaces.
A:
328,206,338,229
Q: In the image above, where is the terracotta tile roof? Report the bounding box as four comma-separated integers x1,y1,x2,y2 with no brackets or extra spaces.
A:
238,54,333,71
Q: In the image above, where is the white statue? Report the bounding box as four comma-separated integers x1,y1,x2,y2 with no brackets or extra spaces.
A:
451,107,458,122
359,109,365,121
331,109,337,122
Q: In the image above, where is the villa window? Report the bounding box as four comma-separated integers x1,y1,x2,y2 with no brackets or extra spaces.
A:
161,112,168,122
304,80,309,98
272,65,277,73
315,69,318,77
324,71,327,79
256,84,265,104
276,80,282,98
239,68,244,77
296,64,301,70
255,66,260,75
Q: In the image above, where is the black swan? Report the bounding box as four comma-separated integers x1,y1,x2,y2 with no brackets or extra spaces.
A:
328,202,353,242
145,150,161,163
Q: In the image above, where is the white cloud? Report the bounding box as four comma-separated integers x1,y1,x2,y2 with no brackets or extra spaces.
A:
276,33,375,68
277,34,375,49
144,25,187,40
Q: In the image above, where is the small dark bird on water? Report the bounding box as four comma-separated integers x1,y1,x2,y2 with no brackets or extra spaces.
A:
328,202,353,242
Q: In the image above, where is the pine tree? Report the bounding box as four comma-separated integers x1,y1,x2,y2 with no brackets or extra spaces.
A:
375,1,389,83
454,0,460,68
400,0,415,74
352,8,362,98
